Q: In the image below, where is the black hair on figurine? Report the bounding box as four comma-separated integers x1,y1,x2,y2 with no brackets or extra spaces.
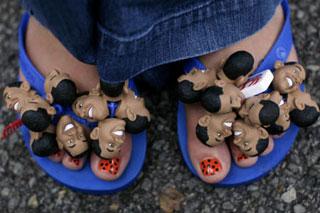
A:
259,100,280,125
51,79,77,106
255,138,269,156
201,86,223,113
91,140,102,157
265,123,284,135
124,115,150,134
290,105,319,127
100,80,124,97
223,51,254,80
284,61,297,66
196,125,210,146
31,132,59,157
177,80,201,103
21,108,51,132
7,81,22,88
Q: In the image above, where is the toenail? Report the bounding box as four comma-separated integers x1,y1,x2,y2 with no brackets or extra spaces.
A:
200,158,222,176
98,158,120,175
237,154,248,161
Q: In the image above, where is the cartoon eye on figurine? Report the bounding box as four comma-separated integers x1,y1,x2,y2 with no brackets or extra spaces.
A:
238,92,280,127
3,81,56,132
56,115,89,158
72,88,109,122
90,118,126,159
201,80,245,113
232,120,270,157
196,112,236,147
216,50,255,87
44,70,77,106
29,126,60,157
115,87,151,134
177,68,216,103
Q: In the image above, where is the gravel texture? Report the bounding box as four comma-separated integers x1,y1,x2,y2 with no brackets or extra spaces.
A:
0,0,319,212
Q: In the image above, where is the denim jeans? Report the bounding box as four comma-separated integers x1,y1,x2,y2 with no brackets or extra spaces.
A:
21,0,281,89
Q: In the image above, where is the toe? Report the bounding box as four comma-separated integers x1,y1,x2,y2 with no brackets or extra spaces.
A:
230,143,258,167
62,153,86,170
48,150,64,163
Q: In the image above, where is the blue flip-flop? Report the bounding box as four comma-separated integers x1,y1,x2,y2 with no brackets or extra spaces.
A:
177,0,302,186
18,13,147,194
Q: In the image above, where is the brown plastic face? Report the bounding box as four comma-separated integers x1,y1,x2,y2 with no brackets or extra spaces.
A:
44,70,71,103
273,61,306,94
3,83,55,116
238,92,280,127
286,89,319,112
90,118,126,159
56,115,89,157
73,93,109,122
177,68,217,91
232,120,269,157
198,112,236,146
115,87,150,121
216,81,244,113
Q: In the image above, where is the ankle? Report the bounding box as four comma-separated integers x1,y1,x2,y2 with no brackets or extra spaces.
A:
25,16,99,92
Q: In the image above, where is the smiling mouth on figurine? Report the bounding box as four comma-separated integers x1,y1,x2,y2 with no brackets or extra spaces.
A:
244,147,252,152
234,130,242,137
87,106,94,118
286,77,294,88
13,101,20,111
107,148,114,152
223,121,233,128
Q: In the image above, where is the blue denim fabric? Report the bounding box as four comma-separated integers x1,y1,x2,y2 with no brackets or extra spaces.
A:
21,0,281,88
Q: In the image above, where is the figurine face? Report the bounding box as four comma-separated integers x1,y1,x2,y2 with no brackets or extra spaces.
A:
239,93,279,126
3,81,35,111
3,82,56,132
115,88,150,133
201,81,244,114
90,118,126,159
56,115,89,157
73,93,109,122
217,50,254,87
266,101,291,135
177,68,216,103
232,120,269,157
196,112,236,147
273,61,306,94
287,90,320,127
44,70,77,106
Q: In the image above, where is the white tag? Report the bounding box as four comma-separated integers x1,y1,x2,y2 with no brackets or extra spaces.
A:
240,69,274,98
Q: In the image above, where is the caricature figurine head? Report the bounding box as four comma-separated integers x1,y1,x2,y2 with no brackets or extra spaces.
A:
100,79,125,98
115,87,150,134
288,90,319,127
4,81,56,132
44,70,77,106
30,131,60,157
90,118,126,159
272,61,306,94
239,93,280,127
217,51,254,87
232,120,269,157
177,68,216,103
196,112,236,147
201,80,244,113
56,115,89,158
73,89,109,122
266,100,291,135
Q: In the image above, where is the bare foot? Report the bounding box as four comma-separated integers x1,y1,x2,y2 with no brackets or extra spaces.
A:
185,4,298,182
20,16,133,179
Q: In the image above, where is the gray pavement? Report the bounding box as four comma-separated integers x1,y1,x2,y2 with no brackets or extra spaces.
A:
0,0,319,212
